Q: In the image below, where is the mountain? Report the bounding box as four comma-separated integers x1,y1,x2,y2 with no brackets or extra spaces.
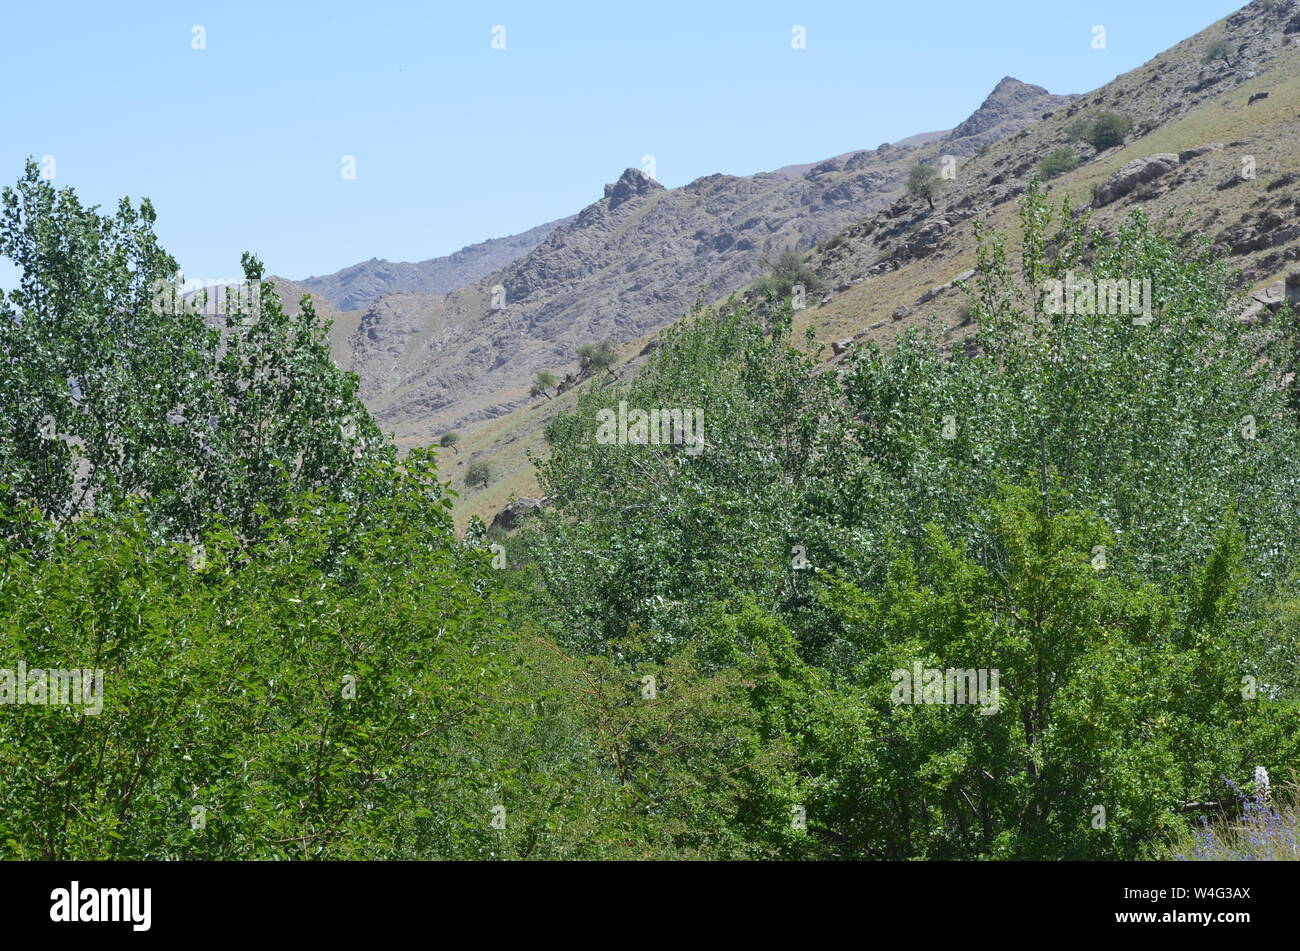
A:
330,77,1072,442
295,217,573,311
429,0,1300,530
796,0,1300,356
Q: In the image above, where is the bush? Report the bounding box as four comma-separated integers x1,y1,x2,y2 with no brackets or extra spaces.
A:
756,248,822,300
465,460,493,488
1085,111,1132,150
1065,112,1133,152
1039,147,1080,179
576,341,617,377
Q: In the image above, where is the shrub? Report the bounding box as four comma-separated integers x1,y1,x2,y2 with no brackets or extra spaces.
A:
1065,112,1133,151
576,341,617,377
1085,111,1133,150
465,460,493,488
531,370,557,400
1039,147,1080,179
756,248,822,300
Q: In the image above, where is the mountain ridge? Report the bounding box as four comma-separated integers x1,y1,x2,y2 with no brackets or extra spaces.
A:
334,75,1073,440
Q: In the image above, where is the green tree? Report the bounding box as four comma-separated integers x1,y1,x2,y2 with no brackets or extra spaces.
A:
0,161,386,545
531,370,557,400
465,460,493,489
577,341,617,378
1084,112,1132,150
757,248,822,300
907,162,943,210
0,452,528,859
513,182,1300,857
1203,37,1234,68
809,487,1280,858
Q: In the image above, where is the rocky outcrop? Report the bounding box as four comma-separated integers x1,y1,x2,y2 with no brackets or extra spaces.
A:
944,78,1077,154
489,496,547,532
603,168,664,209
1178,143,1224,162
1237,271,1300,325
1093,154,1181,206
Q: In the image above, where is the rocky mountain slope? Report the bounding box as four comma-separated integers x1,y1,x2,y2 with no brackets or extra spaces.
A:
332,77,1073,441
434,0,1300,530
794,0,1300,359
296,216,572,311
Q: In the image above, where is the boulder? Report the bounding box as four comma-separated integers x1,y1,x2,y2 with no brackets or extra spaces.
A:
831,339,853,356
1178,143,1224,162
1093,153,1181,206
1252,281,1285,307
1238,300,1266,325
490,496,547,532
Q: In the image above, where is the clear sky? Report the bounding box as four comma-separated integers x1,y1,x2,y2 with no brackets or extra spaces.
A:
0,0,1245,290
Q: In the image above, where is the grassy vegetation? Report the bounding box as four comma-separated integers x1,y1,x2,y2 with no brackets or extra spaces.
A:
1162,775,1300,860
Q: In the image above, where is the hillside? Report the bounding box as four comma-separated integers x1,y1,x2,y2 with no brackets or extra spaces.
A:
443,0,1300,531
330,77,1071,445
796,0,1300,358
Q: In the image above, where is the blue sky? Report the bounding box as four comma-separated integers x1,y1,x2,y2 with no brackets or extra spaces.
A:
0,0,1244,290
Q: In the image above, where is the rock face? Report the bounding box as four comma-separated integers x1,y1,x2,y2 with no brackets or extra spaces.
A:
946,78,1077,153
1093,154,1182,206
1238,280,1293,325
603,168,663,208
333,76,1071,439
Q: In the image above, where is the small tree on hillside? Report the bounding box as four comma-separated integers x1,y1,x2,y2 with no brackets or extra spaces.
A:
1085,112,1132,151
577,341,617,379
1039,147,1080,179
757,248,823,300
907,162,943,210
439,432,460,454
1203,37,1234,68
531,370,557,400
465,460,493,489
